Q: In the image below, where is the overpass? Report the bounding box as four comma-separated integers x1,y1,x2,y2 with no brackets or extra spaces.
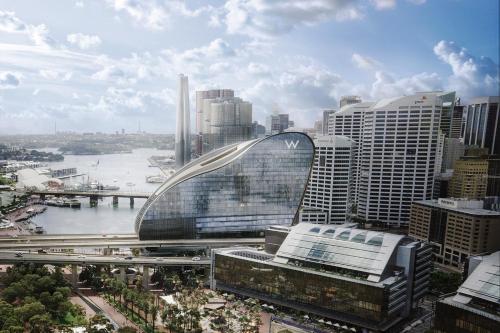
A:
0,251,210,289
0,237,265,250
28,189,152,207
0,251,210,267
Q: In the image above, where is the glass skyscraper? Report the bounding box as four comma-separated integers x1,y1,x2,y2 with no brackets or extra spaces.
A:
135,132,314,240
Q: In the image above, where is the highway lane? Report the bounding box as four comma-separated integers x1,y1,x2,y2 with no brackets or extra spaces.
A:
0,237,265,249
0,251,211,266
0,234,138,242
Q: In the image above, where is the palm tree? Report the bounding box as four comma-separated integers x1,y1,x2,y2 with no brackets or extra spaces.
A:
150,304,159,333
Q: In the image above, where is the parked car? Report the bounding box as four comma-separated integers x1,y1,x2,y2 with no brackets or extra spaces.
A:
125,256,133,260
191,256,201,261
15,252,23,257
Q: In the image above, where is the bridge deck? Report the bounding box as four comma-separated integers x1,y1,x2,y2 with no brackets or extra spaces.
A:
29,190,151,198
0,251,210,266
0,237,265,249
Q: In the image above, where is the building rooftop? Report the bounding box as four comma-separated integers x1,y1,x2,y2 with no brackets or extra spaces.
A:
274,223,408,282
457,251,500,305
414,199,500,217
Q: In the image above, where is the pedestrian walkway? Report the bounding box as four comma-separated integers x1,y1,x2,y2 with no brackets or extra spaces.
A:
88,295,141,332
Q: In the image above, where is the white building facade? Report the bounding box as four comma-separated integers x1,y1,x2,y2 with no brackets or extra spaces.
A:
301,135,354,224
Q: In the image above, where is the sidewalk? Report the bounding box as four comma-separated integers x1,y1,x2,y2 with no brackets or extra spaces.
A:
88,295,141,332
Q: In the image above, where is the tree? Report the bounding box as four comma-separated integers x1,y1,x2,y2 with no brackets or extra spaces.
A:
29,314,53,333
117,327,137,333
86,314,114,333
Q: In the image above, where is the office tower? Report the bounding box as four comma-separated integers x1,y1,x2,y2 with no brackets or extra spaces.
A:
208,98,252,150
327,102,374,205
278,114,289,132
322,109,335,134
451,103,465,139
175,74,191,169
463,96,500,155
449,157,489,199
288,120,295,128
195,90,252,154
339,95,361,108
442,138,466,171
313,120,323,137
195,89,234,133
358,92,454,227
251,121,266,138
438,92,458,138
409,198,500,269
135,132,314,240
301,135,354,224
448,155,500,200
211,223,432,332
433,251,500,333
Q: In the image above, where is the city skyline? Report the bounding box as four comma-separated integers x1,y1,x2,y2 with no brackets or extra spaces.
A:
0,0,498,134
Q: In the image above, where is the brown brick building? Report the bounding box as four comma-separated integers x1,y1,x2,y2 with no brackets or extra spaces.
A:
409,198,500,270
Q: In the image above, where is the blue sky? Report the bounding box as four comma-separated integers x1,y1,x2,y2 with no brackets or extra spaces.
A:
0,0,498,134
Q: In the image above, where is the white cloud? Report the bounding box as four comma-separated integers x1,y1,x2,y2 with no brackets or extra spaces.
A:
0,72,21,89
105,0,213,31
370,0,396,10
39,69,73,81
214,0,363,39
370,70,442,98
351,53,382,70
434,40,499,98
67,33,102,49
370,0,426,10
0,11,56,48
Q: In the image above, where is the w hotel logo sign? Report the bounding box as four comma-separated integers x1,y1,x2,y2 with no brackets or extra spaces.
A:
285,140,300,149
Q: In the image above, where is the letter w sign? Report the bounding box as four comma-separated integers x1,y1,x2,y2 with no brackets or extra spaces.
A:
285,140,299,149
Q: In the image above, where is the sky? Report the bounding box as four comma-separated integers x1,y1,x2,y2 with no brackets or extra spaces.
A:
0,0,498,134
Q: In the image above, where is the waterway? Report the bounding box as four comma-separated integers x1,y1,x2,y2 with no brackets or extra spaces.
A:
31,148,173,234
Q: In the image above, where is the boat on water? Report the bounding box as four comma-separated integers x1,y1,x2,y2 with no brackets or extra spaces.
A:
45,198,81,208
102,185,120,191
146,175,167,183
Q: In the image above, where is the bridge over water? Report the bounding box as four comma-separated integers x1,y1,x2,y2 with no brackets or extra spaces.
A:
28,189,152,207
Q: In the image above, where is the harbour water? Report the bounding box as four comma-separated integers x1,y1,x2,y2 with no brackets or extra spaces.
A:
31,148,172,234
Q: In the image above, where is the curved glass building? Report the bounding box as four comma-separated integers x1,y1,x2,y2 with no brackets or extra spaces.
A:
135,132,314,240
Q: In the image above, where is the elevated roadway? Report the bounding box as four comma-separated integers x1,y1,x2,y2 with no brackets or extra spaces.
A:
0,251,210,266
0,237,265,250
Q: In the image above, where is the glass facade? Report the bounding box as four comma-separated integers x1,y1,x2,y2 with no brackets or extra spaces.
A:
136,132,314,240
213,254,393,326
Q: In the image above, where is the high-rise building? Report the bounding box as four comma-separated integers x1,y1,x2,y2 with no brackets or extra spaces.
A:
327,102,374,206
195,89,252,154
433,251,500,333
408,198,500,269
442,138,466,172
266,113,291,135
463,96,499,155
211,223,432,333
339,95,361,108
175,74,191,169
449,157,489,199
322,109,336,134
251,121,266,138
135,132,314,240
357,92,455,226
301,135,354,224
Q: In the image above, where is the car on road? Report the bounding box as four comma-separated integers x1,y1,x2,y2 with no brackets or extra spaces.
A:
191,256,201,261
37,249,47,254
78,255,86,259
124,256,133,260
15,252,23,257
155,257,164,261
